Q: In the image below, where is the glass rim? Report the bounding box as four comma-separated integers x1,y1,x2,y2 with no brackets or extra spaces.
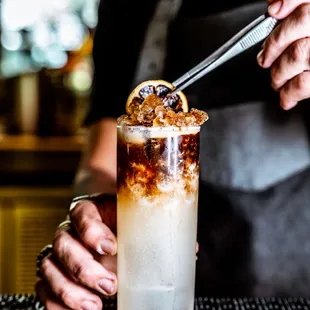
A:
116,125,201,131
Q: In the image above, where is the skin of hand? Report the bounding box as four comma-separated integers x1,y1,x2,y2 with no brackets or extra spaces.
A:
258,0,310,110
36,199,118,310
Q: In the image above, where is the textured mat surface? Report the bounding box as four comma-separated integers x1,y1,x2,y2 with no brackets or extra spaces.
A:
1,295,310,310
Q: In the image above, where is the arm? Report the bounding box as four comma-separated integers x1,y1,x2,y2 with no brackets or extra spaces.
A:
72,0,162,195
73,118,117,197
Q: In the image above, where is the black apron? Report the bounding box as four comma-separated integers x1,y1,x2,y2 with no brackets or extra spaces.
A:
164,1,310,192
162,1,310,297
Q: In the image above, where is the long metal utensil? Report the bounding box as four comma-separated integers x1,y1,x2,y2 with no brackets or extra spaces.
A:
171,13,279,95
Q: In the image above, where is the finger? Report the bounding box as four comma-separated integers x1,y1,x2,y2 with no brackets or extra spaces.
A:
270,38,310,90
196,242,199,254
40,256,102,310
97,254,117,275
70,200,117,256
279,71,310,109
35,280,70,310
53,229,117,296
268,0,310,20
196,242,199,261
258,3,310,68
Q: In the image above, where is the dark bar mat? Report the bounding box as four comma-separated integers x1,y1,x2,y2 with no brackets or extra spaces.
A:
195,297,310,310
1,294,310,310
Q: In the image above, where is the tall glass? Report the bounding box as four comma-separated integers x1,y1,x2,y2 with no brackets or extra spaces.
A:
117,125,201,310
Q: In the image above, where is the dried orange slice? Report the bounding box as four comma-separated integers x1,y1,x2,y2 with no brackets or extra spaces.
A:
126,80,188,114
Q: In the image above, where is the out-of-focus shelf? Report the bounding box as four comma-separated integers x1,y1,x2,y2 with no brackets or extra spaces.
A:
0,134,85,152
0,186,73,198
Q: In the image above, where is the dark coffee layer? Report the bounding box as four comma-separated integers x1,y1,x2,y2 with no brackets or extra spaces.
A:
117,131,200,198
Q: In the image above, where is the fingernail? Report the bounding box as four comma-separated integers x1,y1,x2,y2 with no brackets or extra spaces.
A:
281,101,296,110
81,300,99,310
100,239,116,255
99,279,115,294
257,49,265,66
268,1,282,15
97,245,105,255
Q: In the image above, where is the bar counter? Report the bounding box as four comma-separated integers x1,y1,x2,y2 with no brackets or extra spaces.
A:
1,295,310,310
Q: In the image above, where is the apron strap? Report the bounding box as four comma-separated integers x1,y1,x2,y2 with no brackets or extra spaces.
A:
132,0,182,86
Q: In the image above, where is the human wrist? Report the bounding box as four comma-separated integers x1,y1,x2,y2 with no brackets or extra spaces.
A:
72,168,116,197
69,193,116,213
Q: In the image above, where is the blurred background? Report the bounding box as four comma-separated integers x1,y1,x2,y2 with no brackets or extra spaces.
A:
0,0,100,294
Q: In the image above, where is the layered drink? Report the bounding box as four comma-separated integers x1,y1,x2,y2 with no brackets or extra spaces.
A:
117,80,208,310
